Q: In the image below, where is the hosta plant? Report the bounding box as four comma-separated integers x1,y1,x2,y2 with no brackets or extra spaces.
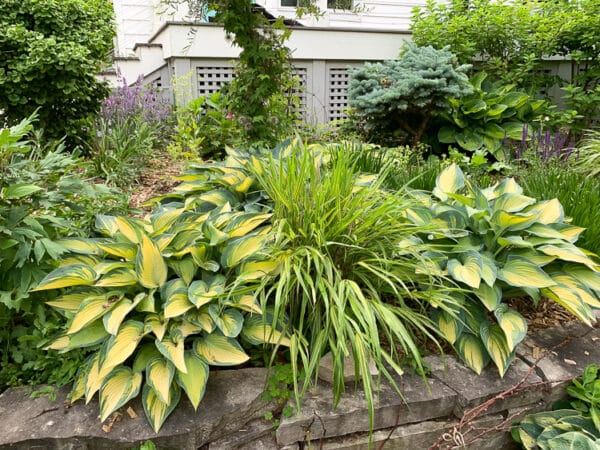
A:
405,163,600,376
34,195,288,431
437,72,547,160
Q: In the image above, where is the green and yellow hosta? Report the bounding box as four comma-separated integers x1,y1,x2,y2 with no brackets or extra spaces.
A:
409,164,600,376
35,150,288,432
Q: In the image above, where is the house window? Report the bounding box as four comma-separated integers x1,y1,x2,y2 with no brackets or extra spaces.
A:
280,0,310,7
327,0,352,9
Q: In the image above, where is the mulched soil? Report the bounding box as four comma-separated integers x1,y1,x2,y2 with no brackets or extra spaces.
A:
508,297,579,333
128,156,184,210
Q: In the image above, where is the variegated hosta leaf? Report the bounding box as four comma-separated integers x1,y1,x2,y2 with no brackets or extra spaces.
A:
176,351,209,410
492,178,522,197
46,320,109,352
228,294,262,314
194,333,250,366
220,234,267,268
480,253,498,287
46,290,101,312
132,344,161,373
551,273,600,308
447,252,482,289
554,224,586,243
136,234,168,289
223,213,272,238
95,268,138,287
56,238,102,255
188,275,226,308
480,323,513,377
97,243,137,260
145,314,168,341
492,194,536,213
538,245,599,270
498,257,555,288
494,305,527,352
474,283,502,311
497,235,534,249
172,320,203,338
85,352,116,403
98,321,146,376
567,266,600,292
150,208,185,235
237,259,281,281
156,338,187,373
68,295,120,335
187,309,215,333
491,210,540,232
209,306,244,338
533,198,564,224
115,216,143,244
95,215,120,237
99,366,142,421
146,357,176,404
32,264,97,291
103,299,134,335
168,257,197,285
455,333,490,375
542,285,595,325
164,278,195,318
433,310,464,345
241,315,291,346
204,222,230,246
433,163,465,200
525,223,569,241
142,384,181,433
197,189,239,209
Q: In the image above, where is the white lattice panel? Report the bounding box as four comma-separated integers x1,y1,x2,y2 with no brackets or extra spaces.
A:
327,67,351,122
197,66,235,96
292,67,308,119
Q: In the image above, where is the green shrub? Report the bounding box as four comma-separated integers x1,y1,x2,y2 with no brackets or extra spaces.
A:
347,43,472,145
573,130,600,178
0,117,129,389
512,364,600,448
0,0,114,145
405,164,600,376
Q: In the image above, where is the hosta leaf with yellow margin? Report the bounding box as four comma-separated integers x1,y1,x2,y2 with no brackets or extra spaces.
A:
32,264,97,291
98,321,146,376
433,163,464,200
132,344,161,373
46,290,102,312
403,206,434,226
188,275,225,308
220,234,266,268
550,274,600,308
533,198,564,224
494,305,527,352
498,257,555,288
538,245,598,270
95,268,138,287
168,257,197,285
176,351,209,410
480,323,513,377
150,208,185,235
542,285,594,325
97,243,137,260
195,333,250,366
99,366,142,421
145,314,168,341
56,238,101,255
136,234,168,289
142,383,181,433
455,333,490,375
241,315,291,347
447,252,482,289
95,215,120,237
433,310,463,345
237,259,280,281
209,306,244,338
474,283,502,311
46,320,109,352
567,266,600,292
491,210,540,232
223,213,272,238
156,338,187,373
493,194,536,213
115,216,143,244
68,295,119,335
228,294,262,314
146,357,176,404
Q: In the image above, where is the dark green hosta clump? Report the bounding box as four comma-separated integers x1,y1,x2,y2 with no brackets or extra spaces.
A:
437,72,547,160
405,164,600,376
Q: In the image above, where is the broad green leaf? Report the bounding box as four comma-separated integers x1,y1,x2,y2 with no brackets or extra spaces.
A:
195,333,250,366
498,257,555,288
494,305,527,352
210,307,244,338
2,183,43,199
205,222,229,246
526,223,568,241
46,320,109,352
434,163,464,200
68,295,120,335
136,234,168,288
455,333,490,375
32,264,97,291
132,344,161,373
480,253,498,286
480,323,513,377
176,351,209,410
547,431,599,450
99,321,146,376
168,257,197,285
474,283,502,311
539,245,598,270
156,338,187,373
438,126,457,144
447,252,482,289
146,357,175,404
241,315,290,346
220,234,267,268
99,366,142,421
142,384,181,432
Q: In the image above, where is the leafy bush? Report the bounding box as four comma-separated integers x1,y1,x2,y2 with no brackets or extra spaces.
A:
0,117,129,389
437,72,548,160
34,149,287,431
516,160,600,256
169,92,243,160
0,0,114,144
405,164,600,376
513,364,600,448
347,44,472,145
573,130,600,177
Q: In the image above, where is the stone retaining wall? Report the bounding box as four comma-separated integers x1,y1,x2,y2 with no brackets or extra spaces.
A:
1,321,598,450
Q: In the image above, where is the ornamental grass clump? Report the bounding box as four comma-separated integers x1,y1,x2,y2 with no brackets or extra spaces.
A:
405,164,600,376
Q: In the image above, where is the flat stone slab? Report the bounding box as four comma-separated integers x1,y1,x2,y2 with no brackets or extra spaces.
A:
275,373,457,446
424,355,544,417
0,368,271,450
